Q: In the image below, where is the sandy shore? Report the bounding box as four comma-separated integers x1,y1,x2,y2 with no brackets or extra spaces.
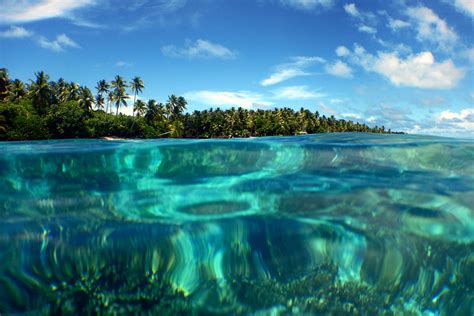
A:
101,136,129,140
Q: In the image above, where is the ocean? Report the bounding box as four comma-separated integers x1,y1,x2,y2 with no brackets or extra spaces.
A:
0,133,473,315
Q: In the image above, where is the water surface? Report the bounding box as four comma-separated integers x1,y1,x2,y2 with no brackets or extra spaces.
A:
0,133,473,315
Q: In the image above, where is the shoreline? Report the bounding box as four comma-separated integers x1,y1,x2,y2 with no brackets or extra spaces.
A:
101,136,129,141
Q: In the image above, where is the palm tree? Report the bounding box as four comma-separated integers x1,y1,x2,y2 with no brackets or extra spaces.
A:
114,88,128,115
95,94,105,111
176,96,187,117
78,86,94,112
165,95,175,119
111,75,127,91
130,76,144,116
111,75,128,115
7,79,26,102
145,99,166,122
134,99,147,117
169,119,184,138
56,78,69,102
0,68,10,101
95,79,110,95
166,95,187,120
29,71,53,114
95,79,110,112
68,82,81,101
107,91,115,114
145,99,157,120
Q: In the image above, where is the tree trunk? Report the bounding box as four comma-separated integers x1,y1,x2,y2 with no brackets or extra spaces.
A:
133,93,137,117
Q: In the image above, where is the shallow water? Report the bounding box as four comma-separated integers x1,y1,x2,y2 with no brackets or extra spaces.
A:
0,133,473,315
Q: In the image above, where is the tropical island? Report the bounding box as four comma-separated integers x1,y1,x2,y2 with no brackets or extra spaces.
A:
0,69,397,141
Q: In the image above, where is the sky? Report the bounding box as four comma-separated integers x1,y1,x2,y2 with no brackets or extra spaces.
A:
0,0,473,137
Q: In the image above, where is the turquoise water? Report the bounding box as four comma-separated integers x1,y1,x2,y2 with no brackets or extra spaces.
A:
0,133,473,315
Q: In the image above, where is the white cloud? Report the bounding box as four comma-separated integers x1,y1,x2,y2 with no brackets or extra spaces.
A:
263,54,355,84
0,0,95,24
343,44,464,89
438,108,474,123
0,26,33,38
344,3,359,17
349,3,377,22
455,0,474,16
272,85,325,99
341,113,362,120
261,69,309,86
69,16,103,28
162,39,237,59
358,25,376,34
336,46,350,57
185,90,272,109
115,61,133,67
377,40,412,55
280,0,335,10
37,33,79,52
343,3,378,35
37,38,62,51
407,108,474,137
387,17,410,31
406,6,458,51
292,56,326,66
260,56,325,86
444,0,474,17
57,33,78,47
329,98,345,104
116,103,134,116
372,52,463,89
367,116,376,123
325,60,353,78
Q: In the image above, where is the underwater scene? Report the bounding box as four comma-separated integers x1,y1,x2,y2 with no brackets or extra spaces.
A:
0,133,473,315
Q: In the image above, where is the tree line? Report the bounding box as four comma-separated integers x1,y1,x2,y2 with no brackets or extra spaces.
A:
0,69,398,140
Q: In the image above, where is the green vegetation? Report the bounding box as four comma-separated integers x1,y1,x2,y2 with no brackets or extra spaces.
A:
0,68,398,141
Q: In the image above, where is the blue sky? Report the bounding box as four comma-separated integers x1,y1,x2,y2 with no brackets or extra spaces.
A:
0,0,473,137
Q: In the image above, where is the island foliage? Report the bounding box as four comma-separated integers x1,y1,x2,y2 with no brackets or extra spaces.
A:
0,69,396,141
